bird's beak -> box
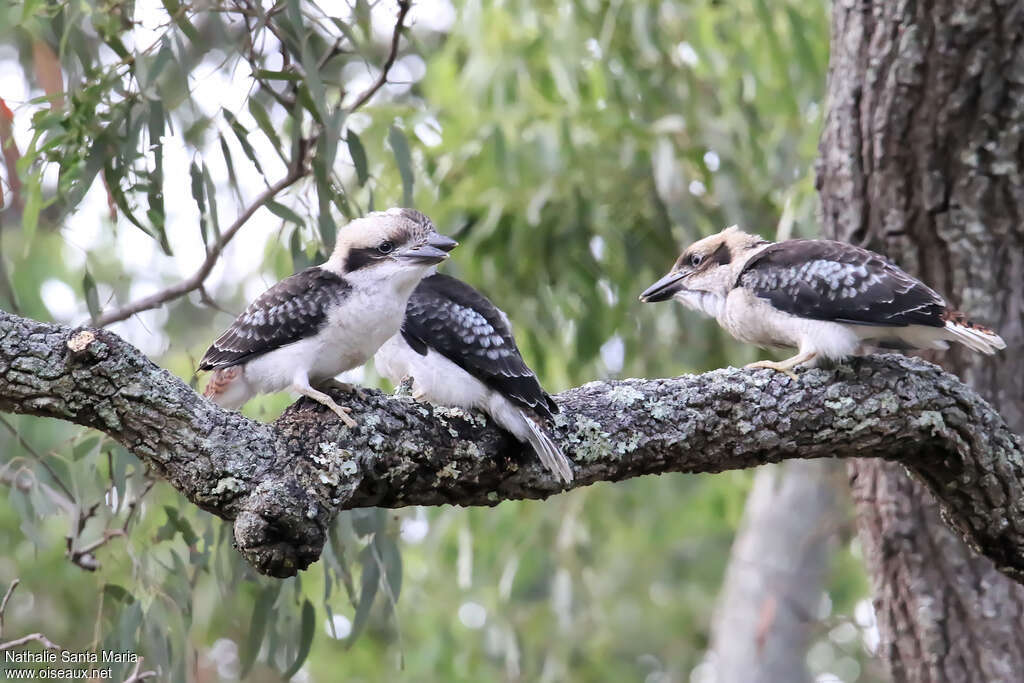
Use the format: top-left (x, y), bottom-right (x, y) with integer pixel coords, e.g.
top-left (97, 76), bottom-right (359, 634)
top-left (639, 269), bottom-right (689, 302)
top-left (398, 233), bottom-right (458, 265)
top-left (429, 233), bottom-right (459, 253)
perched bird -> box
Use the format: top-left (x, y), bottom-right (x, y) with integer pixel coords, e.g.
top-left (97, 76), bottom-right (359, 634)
top-left (374, 273), bottom-right (574, 483)
top-left (200, 208), bottom-right (457, 426)
top-left (639, 226), bottom-right (1005, 375)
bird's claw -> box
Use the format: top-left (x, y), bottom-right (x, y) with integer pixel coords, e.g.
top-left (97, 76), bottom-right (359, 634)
top-left (330, 403), bottom-right (358, 428)
top-left (744, 360), bottom-right (801, 381)
top-left (393, 375), bottom-right (415, 398)
top-left (318, 378), bottom-right (368, 400)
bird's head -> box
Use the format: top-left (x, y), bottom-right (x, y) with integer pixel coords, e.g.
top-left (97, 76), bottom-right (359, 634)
top-left (639, 226), bottom-right (767, 304)
top-left (327, 208), bottom-right (457, 286)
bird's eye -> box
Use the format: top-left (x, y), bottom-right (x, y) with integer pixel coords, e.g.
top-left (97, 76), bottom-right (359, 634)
top-left (377, 240), bottom-right (395, 255)
top-left (689, 253), bottom-right (704, 268)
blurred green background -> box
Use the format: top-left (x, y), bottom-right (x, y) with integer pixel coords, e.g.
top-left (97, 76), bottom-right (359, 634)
top-left (0, 0), bottom-right (881, 680)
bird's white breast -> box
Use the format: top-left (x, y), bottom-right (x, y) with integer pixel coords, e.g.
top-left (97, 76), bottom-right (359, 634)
top-left (242, 271), bottom-right (420, 394)
top-left (375, 335), bottom-right (493, 409)
top-left (375, 334), bottom-right (537, 444)
top-left (312, 285), bottom-right (408, 378)
top-left (721, 287), bottom-right (861, 359)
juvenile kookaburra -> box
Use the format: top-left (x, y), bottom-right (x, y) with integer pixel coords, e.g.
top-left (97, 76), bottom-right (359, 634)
top-left (199, 208), bottom-right (457, 426)
top-left (639, 226), bottom-right (1005, 375)
top-left (374, 273), bottom-right (574, 483)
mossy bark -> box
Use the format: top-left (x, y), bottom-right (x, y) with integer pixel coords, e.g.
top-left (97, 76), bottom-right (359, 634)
top-left (1, 310), bottom-right (1022, 586)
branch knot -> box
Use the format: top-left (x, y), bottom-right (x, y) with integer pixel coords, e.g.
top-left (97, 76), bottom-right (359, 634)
top-left (232, 481), bottom-right (328, 578)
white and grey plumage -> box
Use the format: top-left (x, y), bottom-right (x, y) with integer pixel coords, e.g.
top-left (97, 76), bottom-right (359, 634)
top-left (375, 273), bottom-right (574, 483)
top-left (639, 226), bottom-right (1005, 375)
top-left (200, 208), bottom-right (457, 425)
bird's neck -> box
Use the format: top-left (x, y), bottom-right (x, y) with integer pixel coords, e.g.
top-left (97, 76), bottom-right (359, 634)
top-left (336, 261), bottom-right (430, 300)
top-left (674, 289), bottom-right (727, 319)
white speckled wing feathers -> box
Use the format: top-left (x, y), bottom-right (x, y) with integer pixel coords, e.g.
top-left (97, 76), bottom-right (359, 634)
top-left (400, 273), bottom-right (559, 420)
top-left (737, 240), bottom-right (947, 328)
top-left (198, 267), bottom-right (352, 371)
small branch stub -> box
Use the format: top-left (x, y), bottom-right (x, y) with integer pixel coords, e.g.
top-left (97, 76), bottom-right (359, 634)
top-left (66, 330), bottom-right (96, 355)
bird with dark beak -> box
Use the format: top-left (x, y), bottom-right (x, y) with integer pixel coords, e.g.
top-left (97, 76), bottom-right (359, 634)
top-left (376, 273), bottom-right (574, 483)
top-left (641, 225), bottom-right (1004, 377)
top-left (200, 208), bottom-right (457, 425)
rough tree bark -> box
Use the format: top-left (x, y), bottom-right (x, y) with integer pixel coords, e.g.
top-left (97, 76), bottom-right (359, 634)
top-left (1, 309), bottom-right (1022, 586)
top-left (710, 460), bottom-right (844, 683)
top-left (818, 1), bottom-right (1024, 681)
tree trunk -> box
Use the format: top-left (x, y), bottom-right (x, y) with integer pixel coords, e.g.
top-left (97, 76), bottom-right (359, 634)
top-left (818, 1), bottom-right (1024, 681)
top-left (710, 460), bottom-right (843, 683)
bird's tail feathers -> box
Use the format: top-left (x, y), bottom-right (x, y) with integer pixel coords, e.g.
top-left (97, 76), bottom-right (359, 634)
top-left (942, 312), bottom-right (1006, 355)
top-left (203, 366), bottom-right (249, 410)
top-left (522, 413), bottom-right (574, 484)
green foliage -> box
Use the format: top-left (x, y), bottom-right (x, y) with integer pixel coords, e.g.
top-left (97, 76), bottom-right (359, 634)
top-left (0, 0), bottom-right (882, 681)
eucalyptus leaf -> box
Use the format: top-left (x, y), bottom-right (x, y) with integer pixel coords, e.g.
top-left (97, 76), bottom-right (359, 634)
top-left (82, 270), bottom-right (100, 322)
top-left (281, 599), bottom-right (315, 680)
top-left (347, 544), bottom-right (380, 648)
top-left (267, 200), bottom-right (305, 227)
top-left (373, 534), bottom-right (403, 604)
top-left (388, 125), bottom-right (414, 207)
top-left (189, 161), bottom-right (208, 246)
top-left (248, 97), bottom-right (285, 158)
top-left (347, 131), bottom-right (369, 187)
top-left (241, 584), bottom-right (279, 678)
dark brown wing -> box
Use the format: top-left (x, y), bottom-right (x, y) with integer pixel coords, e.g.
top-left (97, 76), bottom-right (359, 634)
top-left (401, 273), bottom-right (559, 419)
top-left (737, 240), bottom-right (946, 327)
top-left (198, 267), bottom-right (351, 370)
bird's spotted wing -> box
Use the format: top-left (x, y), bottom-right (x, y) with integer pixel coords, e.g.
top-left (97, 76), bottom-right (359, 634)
top-left (199, 267), bottom-right (351, 370)
top-left (401, 273), bottom-right (558, 419)
top-left (737, 240), bottom-right (946, 327)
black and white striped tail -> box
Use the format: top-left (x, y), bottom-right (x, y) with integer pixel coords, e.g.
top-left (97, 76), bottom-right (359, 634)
top-left (942, 311), bottom-right (1006, 355)
top-left (522, 413), bottom-right (574, 484)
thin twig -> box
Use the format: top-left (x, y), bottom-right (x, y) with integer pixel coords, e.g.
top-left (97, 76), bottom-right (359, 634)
top-left (0, 581), bottom-right (62, 652)
top-left (123, 478), bottom-right (156, 533)
top-left (88, 0), bottom-right (410, 327)
top-left (0, 227), bottom-right (21, 315)
top-left (73, 529), bottom-right (126, 558)
top-left (0, 579), bottom-right (19, 639)
top-left (0, 633), bottom-right (62, 651)
top-left (0, 464), bottom-right (75, 514)
top-left (123, 659), bottom-right (158, 683)
top-left (0, 415), bottom-right (76, 502)
top-left (347, 0), bottom-right (412, 113)
top-left (94, 165), bottom-right (305, 327)
top-left (239, 1), bottom-right (297, 111)
top-left (65, 477), bottom-right (154, 571)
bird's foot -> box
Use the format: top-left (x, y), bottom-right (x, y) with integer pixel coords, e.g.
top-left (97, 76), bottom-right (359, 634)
top-left (321, 400), bottom-right (357, 428)
top-left (294, 383), bottom-right (359, 428)
top-left (744, 359), bottom-right (801, 381)
top-left (318, 378), bottom-right (368, 400)
top-left (393, 375), bottom-right (415, 398)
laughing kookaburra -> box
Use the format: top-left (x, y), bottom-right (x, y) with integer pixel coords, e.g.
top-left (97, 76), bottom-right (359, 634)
top-left (639, 226), bottom-right (1005, 375)
top-left (199, 208), bottom-right (457, 426)
top-left (374, 273), bottom-right (574, 483)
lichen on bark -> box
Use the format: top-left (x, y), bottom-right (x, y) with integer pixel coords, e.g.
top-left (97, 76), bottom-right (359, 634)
top-left (1, 308), bottom-right (1022, 583)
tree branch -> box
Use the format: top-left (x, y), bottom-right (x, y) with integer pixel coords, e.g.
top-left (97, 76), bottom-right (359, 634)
top-left (0, 633), bottom-right (62, 652)
top-left (347, 0), bottom-right (412, 113)
top-left (1, 308), bottom-right (1021, 580)
top-left (95, 0), bottom-right (414, 329)
top-left (93, 165), bottom-right (305, 327)
top-left (0, 579), bottom-right (18, 639)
